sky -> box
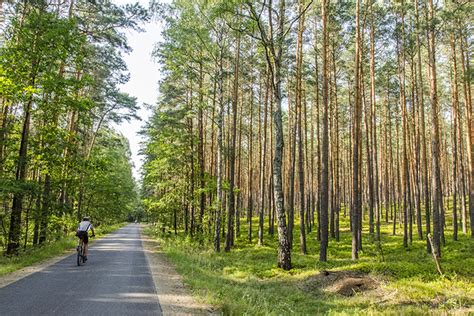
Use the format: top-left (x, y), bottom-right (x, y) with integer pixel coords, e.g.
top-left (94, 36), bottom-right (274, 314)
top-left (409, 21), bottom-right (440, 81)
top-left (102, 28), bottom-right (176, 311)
top-left (112, 0), bottom-right (165, 180)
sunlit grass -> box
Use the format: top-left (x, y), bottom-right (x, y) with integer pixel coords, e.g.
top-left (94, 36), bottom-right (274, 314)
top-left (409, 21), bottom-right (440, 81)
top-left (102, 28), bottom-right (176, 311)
top-left (145, 206), bottom-right (474, 314)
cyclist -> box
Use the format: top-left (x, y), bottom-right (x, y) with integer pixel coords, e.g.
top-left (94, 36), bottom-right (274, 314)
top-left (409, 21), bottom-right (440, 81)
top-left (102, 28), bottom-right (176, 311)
top-left (76, 216), bottom-right (95, 261)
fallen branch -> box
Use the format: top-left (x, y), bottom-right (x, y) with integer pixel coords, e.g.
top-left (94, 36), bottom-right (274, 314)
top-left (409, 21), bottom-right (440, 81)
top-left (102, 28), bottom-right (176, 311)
top-left (427, 234), bottom-right (443, 276)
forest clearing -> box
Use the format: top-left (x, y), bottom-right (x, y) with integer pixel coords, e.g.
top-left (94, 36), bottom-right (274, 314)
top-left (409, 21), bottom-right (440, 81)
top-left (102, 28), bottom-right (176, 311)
top-left (0, 0), bottom-right (473, 315)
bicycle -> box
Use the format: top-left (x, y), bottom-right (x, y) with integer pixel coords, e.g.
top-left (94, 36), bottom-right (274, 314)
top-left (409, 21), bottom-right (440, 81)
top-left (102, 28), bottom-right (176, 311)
top-left (76, 237), bottom-right (86, 266)
top-left (76, 233), bottom-right (94, 266)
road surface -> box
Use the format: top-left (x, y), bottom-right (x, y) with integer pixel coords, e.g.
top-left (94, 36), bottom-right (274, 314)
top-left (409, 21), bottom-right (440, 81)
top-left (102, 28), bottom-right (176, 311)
top-left (0, 224), bottom-right (162, 315)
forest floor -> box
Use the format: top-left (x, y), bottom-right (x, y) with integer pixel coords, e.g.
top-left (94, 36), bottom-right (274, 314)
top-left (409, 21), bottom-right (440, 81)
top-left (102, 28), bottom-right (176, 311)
top-left (145, 213), bottom-right (474, 315)
top-left (0, 222), bottom-right (127, 278)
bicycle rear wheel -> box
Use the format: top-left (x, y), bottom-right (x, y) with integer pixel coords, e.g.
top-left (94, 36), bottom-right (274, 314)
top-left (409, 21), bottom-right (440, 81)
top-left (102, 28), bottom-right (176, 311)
top-left (77, 240), bottom-right (84, 266)
top-left (77, 247), bottom-right (81, 266)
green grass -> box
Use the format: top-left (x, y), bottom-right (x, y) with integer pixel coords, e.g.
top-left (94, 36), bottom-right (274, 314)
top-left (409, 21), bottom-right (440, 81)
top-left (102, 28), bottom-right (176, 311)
top-left (0, 238), bottom-right (77, 277)
top-left (145, 212), bottom-right (474, 315)
top-left (0, 222), bottom-right (128, 277)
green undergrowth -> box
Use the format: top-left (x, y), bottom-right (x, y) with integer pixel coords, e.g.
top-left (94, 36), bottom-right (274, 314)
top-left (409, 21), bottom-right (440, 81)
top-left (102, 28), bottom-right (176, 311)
top-left (0, 222), bottom-right (128, 277)
top-left (145, 215), bottom-right (474, 315)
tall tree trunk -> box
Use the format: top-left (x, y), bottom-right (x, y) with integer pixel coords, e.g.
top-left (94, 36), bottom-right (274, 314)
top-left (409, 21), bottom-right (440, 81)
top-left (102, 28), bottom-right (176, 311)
top-left (7, 71), bottom-right (36, 255)
top-left (288, 78), bottom-right (296, 249)
top-left (384, 75), bottom-right (390, 225)
top-left (269, 85), bottom-right (276, 236)
top-left (225, 32), bottom-right (241, 252)
top-left (38, 174), bottom-right (51, 244)
top-left (320, 0), bottom-right (330, 262)
top-left (214, 39), bottom-right (225, 252)
top-left (364, 71), bottom-right (375, 236)
top-left (459, 29), bottom-right (474, 238)
top-left (259, 71), bottom-right (269, 246)
top-left (370, 5), bottom-right (380, 241)
top-left (427, 0), bottom-right (442, 257)
top-left (415, 0), bottom-right (431, 251)
top-left (313, 18), bottom-right (322, 241)
top-left (236, 83), bottom-right (243, 238)
top-left (0, 100), bottom-right (10, 176)
top-left (32, 177), bottom-right (41, 246)
top-left (332, 40), bottom-right (340, 242)
top-left (351, 0), bottom-right (362, 261)
top-left (456, 32), bottom-right (467, 235)
top-left (450, 33), bottom-right (460, 241)
top-left (198, 60), bottom-right (206, 234)
top-left (257, 0), bottom-right (293, 270)
top-left (412, 53), bottom-right (423, 241)
top-left (247, 77), bottom-right (256, 242)
top-left (397, 6), bottom-right (411, 248)
top-left (188, 85), bottom-right (196, 238)
top-left (296, 0), bottom-right (307, 254)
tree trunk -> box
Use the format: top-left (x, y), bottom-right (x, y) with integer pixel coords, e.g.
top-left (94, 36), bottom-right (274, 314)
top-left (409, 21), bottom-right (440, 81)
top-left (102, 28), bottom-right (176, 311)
top-left (370, 6), bottom-right (380, 241)
top-left (225, 32), bottom-right (240, 252)
top-left (247, 77), bottom-right (255, 242)
top-left (319, 0), bottom-right (330, 262)
top-left (351, 0), bottom-right (362, 261)
top-left (288, 78), bottom-right (296, 249)
top-left (331, 40), bottom-right (340, 242)
top-left (459, 30), bottom-right (474, 238)
top-left (450, 33), bottom-right (460, 241)
top-left (296, 0), bottom-right (307, 254)
top-left (7, 82), bottom-right (35, 255)
top-left (214, 40), bottom-right (225, 252)
top-left (261, 0), bottom-right (293, 270)
top-left (198, 60), bottom-right (206, 234)
top-left (236, 82), bottom-right (243, 238)
top-left (415, 0), bottom-right (431, 251)
top-left (259, 71), bottom-right (269, 246)
top-left (38, 174), bottom-right (51, 244)
top-left (427, 0), bottom-right (442, 257)
top-left (397, 7), bottom-right (410, 248)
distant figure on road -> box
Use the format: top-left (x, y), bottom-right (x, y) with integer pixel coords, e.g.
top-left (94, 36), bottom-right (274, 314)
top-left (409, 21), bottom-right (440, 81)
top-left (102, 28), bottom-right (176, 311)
top-left (76, 216), bottom-right (95, 261)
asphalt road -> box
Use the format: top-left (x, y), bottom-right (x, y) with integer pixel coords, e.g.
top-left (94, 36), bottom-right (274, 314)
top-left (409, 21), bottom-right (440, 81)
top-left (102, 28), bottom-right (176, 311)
top-left (0, 224), bottom-right (162, 315)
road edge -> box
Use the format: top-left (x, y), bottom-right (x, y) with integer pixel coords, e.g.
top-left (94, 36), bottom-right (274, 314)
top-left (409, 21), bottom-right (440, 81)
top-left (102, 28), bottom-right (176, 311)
top-left (0, 248), bottom-right (75, 289)
top-left (140, 224), bottom-right (218, 315)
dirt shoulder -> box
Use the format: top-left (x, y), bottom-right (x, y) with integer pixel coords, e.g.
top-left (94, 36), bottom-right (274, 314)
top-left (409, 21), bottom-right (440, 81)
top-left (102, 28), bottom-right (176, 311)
top-left (140, 226), bottom-right (216, 315)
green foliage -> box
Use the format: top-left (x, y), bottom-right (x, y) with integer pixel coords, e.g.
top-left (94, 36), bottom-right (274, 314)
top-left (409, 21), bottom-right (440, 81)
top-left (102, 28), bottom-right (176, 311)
top-left (0, 0), bottom-right (147, 253)
top-left (83, 130), bottom-right (138, 225)
top-left (142, 107), bottom-right (191, 225)
top-left (143, 0), bottom-right (245, 229)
